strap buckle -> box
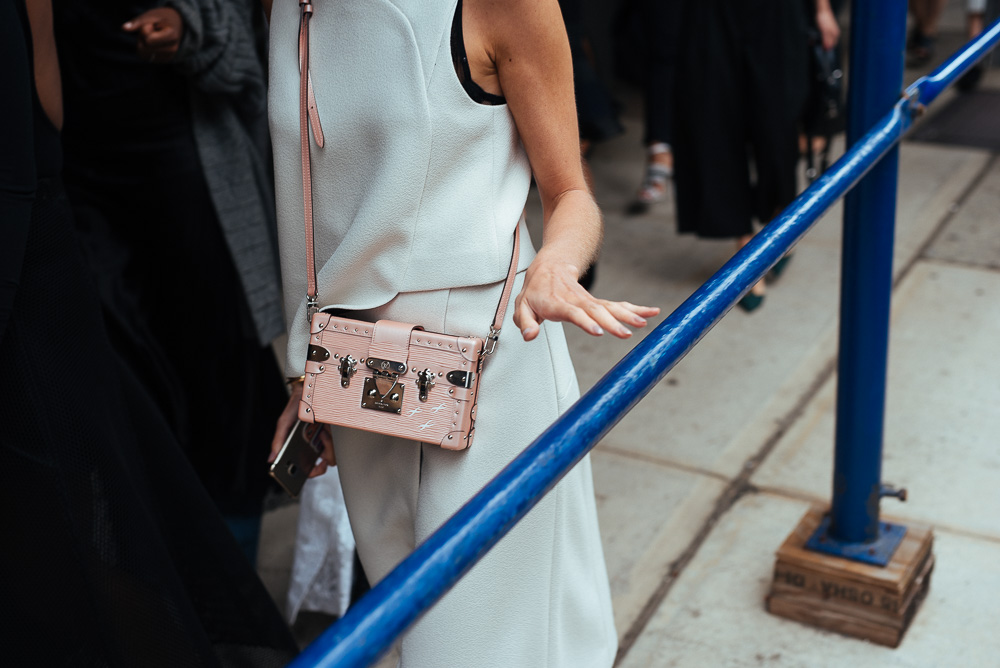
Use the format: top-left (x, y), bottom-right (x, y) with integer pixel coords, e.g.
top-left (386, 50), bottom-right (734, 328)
top-left (306, 294), bottom-right (319, 324)
top-left (300, 1), bottom-right (313, 15)
top-left (483, 326), bottom-right (501, 356)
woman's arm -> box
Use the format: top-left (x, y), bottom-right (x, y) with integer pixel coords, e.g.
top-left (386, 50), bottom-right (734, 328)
top-left (465, 0), bottom-right (658, 341)
top-left (0, 0), bottom-right (38, 345)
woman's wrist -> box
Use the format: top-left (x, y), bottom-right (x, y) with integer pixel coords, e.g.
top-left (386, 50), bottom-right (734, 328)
top-left (528, 250), bottom-right (584, 282)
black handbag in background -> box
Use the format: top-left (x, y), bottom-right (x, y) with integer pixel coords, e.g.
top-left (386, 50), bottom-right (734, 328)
top-left (802, 28), bottom-right (845, 181)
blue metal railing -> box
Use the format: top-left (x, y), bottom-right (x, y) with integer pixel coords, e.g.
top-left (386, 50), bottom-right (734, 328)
top-left (291, 16), bottom-right (1000, 668)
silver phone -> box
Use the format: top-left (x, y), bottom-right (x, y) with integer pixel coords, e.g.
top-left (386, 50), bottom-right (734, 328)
top-left (269, 421), bottom-right (325, 498)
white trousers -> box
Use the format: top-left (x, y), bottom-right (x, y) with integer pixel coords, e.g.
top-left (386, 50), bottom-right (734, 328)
top-left (324, 271), bottom-right (617, 668)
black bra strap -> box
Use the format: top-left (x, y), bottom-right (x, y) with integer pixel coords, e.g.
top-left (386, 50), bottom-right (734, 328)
top-left (450, 0), bottom-right (506, 106)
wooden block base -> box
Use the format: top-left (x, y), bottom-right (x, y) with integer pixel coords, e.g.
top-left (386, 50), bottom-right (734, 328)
top-left (766, 507), bottom-right (934, 648)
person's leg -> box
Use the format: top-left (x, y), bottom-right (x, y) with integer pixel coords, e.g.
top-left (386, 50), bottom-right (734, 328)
top-left (958, 0), bottom-right (988, 89)
top-left (738, 0), bottom-right (805, 311)
top-left (908, 0), bottom-right (948, 66)
top-left (967, 0), bottom-right (987, 36)
top-left (673, 0), bottom-right (755, 240)
top-left (635, 0), bottom-right (682, 205)
top-left (921, 0), bottom-right (950, 36)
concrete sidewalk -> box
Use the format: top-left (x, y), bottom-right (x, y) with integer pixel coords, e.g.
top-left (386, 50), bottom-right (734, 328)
top-left (257, 14), bottom-right (1000, 667)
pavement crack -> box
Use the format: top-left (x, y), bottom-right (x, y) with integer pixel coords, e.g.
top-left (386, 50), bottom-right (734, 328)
top-left (597, 444), bottom-right (729, 483)
top-left (905, 152), bottom-right (999, 283)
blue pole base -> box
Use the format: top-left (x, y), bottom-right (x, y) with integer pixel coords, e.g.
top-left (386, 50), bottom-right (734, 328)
top-left (804, 515), bottom-right (907, 567)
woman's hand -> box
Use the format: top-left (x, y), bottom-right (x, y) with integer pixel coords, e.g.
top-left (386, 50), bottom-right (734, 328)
top-left (815, 0), bottom-right (841, 51)
top-left (123, 8), bottom-right (184, 63)
top-left (269, 381), bottom-right (336, 478)
top-left (515, 253), bottom-right (659, 340)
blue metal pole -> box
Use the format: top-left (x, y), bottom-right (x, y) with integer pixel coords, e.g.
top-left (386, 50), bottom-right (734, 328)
top-left (829, 0), bottom-right (908, 544)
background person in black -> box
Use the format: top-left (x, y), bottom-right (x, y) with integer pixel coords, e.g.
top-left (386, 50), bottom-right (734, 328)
top-left (670, 0), bottom-right (839, 312)
top-left (0, 0), bottom-right (297, 664)
top-left (52, 0), bottom-right (288, 561)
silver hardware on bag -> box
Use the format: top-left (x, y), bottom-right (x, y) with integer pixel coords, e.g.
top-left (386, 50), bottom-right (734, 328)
top-left (446, 370), bottom-right (475, 388)
top-left (484, 326), bottom-right (501, 356)
top-left (338, 355), bottom-right (357, 387)
top-left (306, 295), bottom-right (319, 324)
top-left (366, 358), bottom-right (407, 375)
top-left (417, 369), bottom-right (436, 402)
top-left (361, 376), bottom-right (404, 414)
top-left (308, 344), bottom-right (330, 362)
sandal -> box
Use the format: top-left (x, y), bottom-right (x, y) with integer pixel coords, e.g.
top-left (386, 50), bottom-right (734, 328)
top-left (636, 142), bottom-right (673, 204)
top-left (636, 163), bottom-right (672, 204)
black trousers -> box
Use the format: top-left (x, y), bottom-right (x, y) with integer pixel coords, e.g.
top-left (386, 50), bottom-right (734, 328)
top-left (673, 0), bottom-right (809, 238)
top-left (639, 0), bottom-right (684, 146)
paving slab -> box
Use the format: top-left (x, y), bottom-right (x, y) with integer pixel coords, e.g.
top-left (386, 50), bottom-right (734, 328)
top-left (752, 260), bottom-right (1000, 540)
top-left (891, 145), bottom-right (991, 265)
top-left (925, 155), bottom-right (1000, 270)
top-left (591, 450), bottom-right (727, 637)
top-left (618, 493), bottom-right (1000, 668)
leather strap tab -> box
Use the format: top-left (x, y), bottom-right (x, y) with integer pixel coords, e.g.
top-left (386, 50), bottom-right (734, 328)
top-left (369, 320), bottom-right (420, 364)
top-left (307, 73), bottom-right (325, 148)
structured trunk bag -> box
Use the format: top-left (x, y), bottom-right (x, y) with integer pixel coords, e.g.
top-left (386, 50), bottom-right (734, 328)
top-left (294, 1), bottom-right (518, 450)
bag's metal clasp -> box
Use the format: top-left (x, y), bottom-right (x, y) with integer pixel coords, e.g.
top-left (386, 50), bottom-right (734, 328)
top-left (306, 294), bottom-right (319, 324)
top-left (361, 375), bottom-right (404, 414)
top-left (483, 326), bottom-right (500, 356)
top-left (416, 369), bottom-right (436, 402)
top-left (338, 355), bottom-right (357, 388)
top-left (359, 358), bottom-right (406, 413)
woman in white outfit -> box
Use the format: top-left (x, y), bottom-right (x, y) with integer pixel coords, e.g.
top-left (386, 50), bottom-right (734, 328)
top-left (265, 0), bottom-right (658, 665)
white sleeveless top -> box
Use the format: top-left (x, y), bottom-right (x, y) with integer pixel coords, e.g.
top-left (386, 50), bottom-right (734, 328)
top-left (268, 0), bottom-right (534, 375)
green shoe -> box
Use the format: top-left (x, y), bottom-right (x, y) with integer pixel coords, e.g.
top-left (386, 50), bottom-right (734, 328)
top-left (767, 254), bottom-right (794, 282)
top-left (738, 292), bottom-right (765, 313)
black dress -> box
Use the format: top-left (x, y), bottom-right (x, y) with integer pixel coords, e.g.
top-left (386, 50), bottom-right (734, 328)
top-left (672, 0), bottom-right (809, 238)
top-left (52, 0), bottom-right (288, 550)
top-left (0, 2), bottom-right (297, 664)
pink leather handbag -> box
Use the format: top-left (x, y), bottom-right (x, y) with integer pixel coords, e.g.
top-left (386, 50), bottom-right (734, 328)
top-left (294, 1), bottom-right (518, 450)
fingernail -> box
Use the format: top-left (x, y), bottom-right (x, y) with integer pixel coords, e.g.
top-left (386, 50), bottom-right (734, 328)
top-left (592, 325), bottom-right (603, 335)
top-left (622, 328), bottom-right (633, 337)
top-left (123, 22), bottom-right (132, 28)
top-left (267, 454), bottom-right (275, 463)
